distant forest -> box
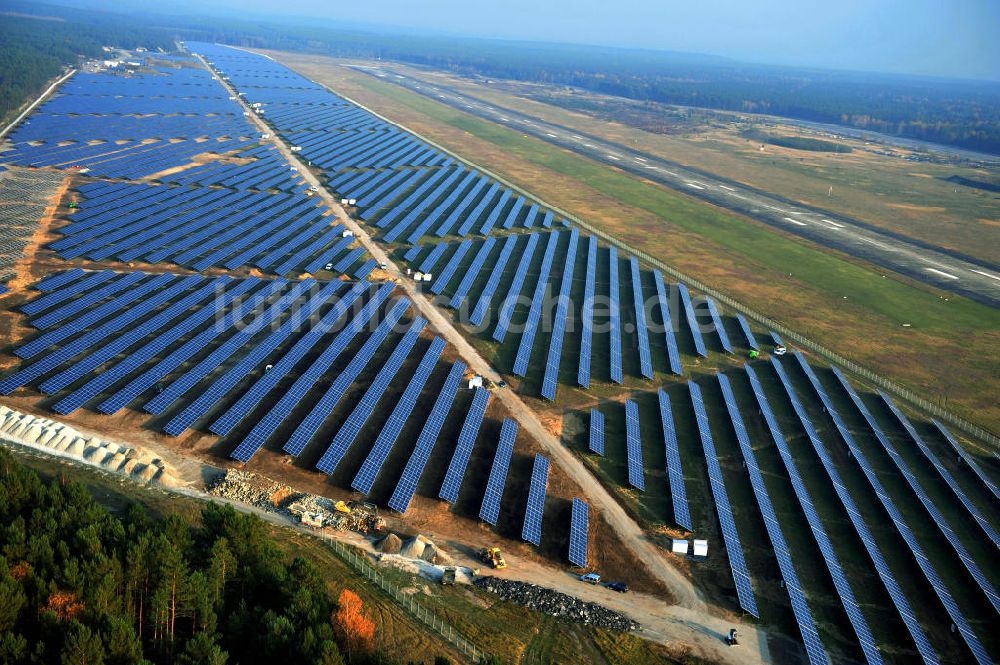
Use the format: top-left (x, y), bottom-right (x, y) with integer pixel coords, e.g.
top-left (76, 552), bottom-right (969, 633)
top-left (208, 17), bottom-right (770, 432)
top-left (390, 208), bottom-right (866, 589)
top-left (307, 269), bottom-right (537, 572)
top-left (2, 0), bottom-right (1000, 155)
top-left (0, 14), bottom-right (173, 121)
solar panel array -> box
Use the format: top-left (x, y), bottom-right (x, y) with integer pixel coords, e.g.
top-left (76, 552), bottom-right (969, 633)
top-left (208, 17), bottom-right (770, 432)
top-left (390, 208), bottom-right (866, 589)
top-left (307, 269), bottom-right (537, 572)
top-left (688, 380), bottom-right (759, 617)
top-left (716, 374), bottom-right (827, 665)
top-left (624, 399), bottom-right (645, 490)
top-left (568, 498), bottom-right (589, 568)
top-left (790, 356), bottom-right (990, 664)
top-left (629, 257), bottom-right (654, 378)
top-left (736, 314), bottom-right (759, 351)
top-left (541, 229), bottom-right (579, 399)
top-left (387, 361), bottom-right (466, 513)
top-left (522, 454), bottom-right (549, 546)
top-left (704, 298), bottom-right (733, 353)
top-left (512, 231), bottom-right (561, 377)
top-left (608, 247), bottom-right (623, 384)
top-left (439, 386), bottom-right (491, 503)
top-left (653, 271), bottom-right (683, 375)
top-left (933, 419), bottom-right (1000, 502)
top-left (768, 359), bottom-right (938, 664)
top-left (744, 364), bottom-right (886, 664)
top-left (878, 391), bottom-right (1000, 549)
top-left (656, 389), bottom-right (691, 530)
top-left (824, 363), bottom-right (1000, 614)
top-left (588, 408), bottom-right (605, 456)
top-left (578, 236), bottom-right (598, 387)
top-left (492, 233), bottom-right (539, 343)
top-left (479, 418), bottom-right (518, 525)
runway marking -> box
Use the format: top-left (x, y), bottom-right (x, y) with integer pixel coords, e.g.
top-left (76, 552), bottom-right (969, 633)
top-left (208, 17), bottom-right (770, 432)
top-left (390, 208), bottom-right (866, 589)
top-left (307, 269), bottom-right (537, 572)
top-left (926, 268), bottom-right (959, 280)
top-left (546, 133), bottom-right (557, 138)
top-left (584, 143), bottom-right (595, 148)
top-left (500, 117), bottom-right (509, 122)
top-left (971, 269), bottom-right (1000, 282)
top-left (686, 182), bottom-right (705, 190)
top-left (718, 185), bottom-right (735, 192)
top-left (783, 217), bottom-right (807, 226)
top-left (664, 171), bottom-right (679, 176)
top-left (645, 165), bottom-right (661, 171)
top-left (607, 154), bottom-right (621, 161)
top-left (635, 157), bottom-right (647, 163)
top-left (821, 219), bottom-right (845, 229)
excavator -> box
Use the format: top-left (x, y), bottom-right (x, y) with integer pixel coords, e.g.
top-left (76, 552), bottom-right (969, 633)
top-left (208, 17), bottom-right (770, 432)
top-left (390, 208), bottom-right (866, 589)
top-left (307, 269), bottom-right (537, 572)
top-left (479, 546), bottom-right (507, 569)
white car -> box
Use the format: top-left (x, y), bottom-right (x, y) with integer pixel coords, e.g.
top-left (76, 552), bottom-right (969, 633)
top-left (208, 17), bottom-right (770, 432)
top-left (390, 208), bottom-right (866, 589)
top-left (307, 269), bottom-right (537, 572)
top-left (579, 573), bottom-right (601, 584)
top-left (774, 345), bottom-right (787, 356)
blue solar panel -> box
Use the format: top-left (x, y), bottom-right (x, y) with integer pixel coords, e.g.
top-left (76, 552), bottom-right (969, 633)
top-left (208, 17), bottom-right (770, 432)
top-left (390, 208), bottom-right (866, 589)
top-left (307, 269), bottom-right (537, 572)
top-left (430, 239), bottom-right (473, 295)
top-left (823, 363), bottom-right (1000, 614)
top-left (703, 298), bottom-right (733, 353)
top-left (492, 233), bottom-right (539, 343)
top-left (448, 237), bottom-right (495, 309)
top-left (652, 272), bottom-right (683, 370)
top-left (281, 293), bottom-right (408, 458)
top-left (577, 236), bottom-right (597, 387)
top-left (624, 399), bottom-right (645, 490)
top-left (541, 229), bottom-right (579, 398)
top-left (608, 247), bottom-right (623, 383)
top-left (387, 360), bottom-right (466, 513)
top-left (736, 314), bottom-right (759, 351)
top-left (469, 234), bottom-right (518, 327)
top-left (479, 418), bottom-right (517, 525)
top-left (771, 331), bottom-right (784, 347)
top-left (744, 364), bottom-right (886, 665)
top-left (20, 270), bottom-right (116, 316)
top-left (934, 419), bottom-right (1000, 503)
top-left (879, 392), bottom-right (1000, 550)
top-left (629, 257), bottom-right (654, 378)
top-left (588, 408), bottom-right (604, 455)
top-left (717, 373), bottom-right (827, 665)
top-left (352, 337), bottom-right (446, 494)
top-left (439, 386), bottom-right (491, 503)
top-left (34, 268), bottom-right (85, 292)
top-left (688, 380), bottom-right (758, 617)
top-left (513, 231), bottom-right (560, 377)
top-left (789, 356), bottom-right (989, 663)
top-left (314, 316), bottom-right (425, 473)
top-left (677, 284), bottom-right (707, 357)
top-left (657, 389), bottom-right (691, 531)
top-left (568, 498), bottom-right (589, 568)
top-left (522, 454), bottom-right (549, 546)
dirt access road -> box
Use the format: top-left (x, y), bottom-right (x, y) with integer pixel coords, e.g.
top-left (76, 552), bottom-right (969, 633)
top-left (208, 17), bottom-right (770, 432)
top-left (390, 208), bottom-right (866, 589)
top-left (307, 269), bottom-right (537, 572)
top-left (198, 51), bottom-right (773, 664)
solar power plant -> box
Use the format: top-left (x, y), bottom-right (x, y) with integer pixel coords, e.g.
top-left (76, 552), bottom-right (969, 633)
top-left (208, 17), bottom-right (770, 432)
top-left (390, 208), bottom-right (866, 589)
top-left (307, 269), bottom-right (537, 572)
top-left (788, 356), bottom-right (990, 664)
top-left (736, 314), bottom-right (759, 350)
top-left (768, 359), bottom-right (940, 663)
top-left (688, 380), bottom-right (759, 617)
top-left (439, 386), bottom-right (491, 503)
top-left (716, 374), bottom-right (828, 665)
top-left (624, 399), bottom-right (645, 490)
top-left (540, 229), bottom-right (579, 399)
top-left (352, 337), bottom-right (446, 494)
top-left (449, 237), bottom-right (496, 309)
top-left (877, 390), bottom-right (1000, 549)
top-left (656, 389), bottom-right (691, 531)
top-left (577, 235), bottom-right (598, 387)
top-left (823, 362), bottom-right (1000, 613)
top-left (588, 408), bottom-right (605, 456)
top-left (430, 238), bottom-right (473, 295)
top-left (492, 233), bottom-right (539, 343)
top-left (479, 418), bottom-right (518, 525)
top-left (703, 298), bottom-right (733, 353)
top-left (513, 231), bottom-right (561, 377)
top-left (629, 257), bottom-right (654, 378)
top-left (608, 247), bottom-right (623, 384)
top-left (568, 498), bottom-right (589, 568)
top-left (283, 296), bottom-right (411, 459)
top-left (677, 284), bottom-right (707, 357)
top-left (522, 454), bottom-right (549, 546)
top-left (652, 271), bottom-right (683, 375)
top-left (469, 234), bottom-right (518, 326)
top-left (744, 364), bottom-right (890, 664)
top-left (315, 316), bottom-right (426, 474)
top-left (387, 360), bottom-right (467, 514)
top-left (933, 419), bottom-right (1000, 502)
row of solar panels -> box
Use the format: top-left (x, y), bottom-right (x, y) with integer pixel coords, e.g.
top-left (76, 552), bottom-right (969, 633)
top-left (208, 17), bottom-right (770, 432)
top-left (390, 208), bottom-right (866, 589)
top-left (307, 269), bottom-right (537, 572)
top-left (3, 270), bottom-right (591, 566)
top-left (582, 356), bottom-right (996, 664)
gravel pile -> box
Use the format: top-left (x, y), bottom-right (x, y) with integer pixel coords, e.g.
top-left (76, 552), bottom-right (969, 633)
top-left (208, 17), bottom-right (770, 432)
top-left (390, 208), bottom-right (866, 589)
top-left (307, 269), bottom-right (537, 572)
top-left (473, 578), bottom-right (639, 632)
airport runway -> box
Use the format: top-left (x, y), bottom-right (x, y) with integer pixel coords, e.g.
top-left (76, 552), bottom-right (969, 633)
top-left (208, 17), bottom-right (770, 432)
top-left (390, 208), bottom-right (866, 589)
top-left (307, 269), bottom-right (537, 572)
top-left (352, 65), bottom-right (1000, 309)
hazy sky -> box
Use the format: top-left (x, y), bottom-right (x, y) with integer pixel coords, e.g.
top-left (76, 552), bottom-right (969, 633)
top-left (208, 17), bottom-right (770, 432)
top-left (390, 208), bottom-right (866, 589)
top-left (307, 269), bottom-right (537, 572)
top-left (205, 0), bottom-right (1000, 80)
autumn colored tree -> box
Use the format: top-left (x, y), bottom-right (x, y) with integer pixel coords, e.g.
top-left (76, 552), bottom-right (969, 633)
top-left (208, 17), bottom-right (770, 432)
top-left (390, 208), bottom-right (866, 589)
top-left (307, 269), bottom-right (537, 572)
top-left (332, 589), bottom-right (375, 653)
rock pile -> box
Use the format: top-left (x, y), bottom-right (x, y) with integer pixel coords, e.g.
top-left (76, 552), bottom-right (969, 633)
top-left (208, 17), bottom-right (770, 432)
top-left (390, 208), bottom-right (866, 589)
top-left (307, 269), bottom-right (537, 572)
top-left (473, 578), bottom-right (639, 632)
top-left (0, 405), bottom-right (179, 486)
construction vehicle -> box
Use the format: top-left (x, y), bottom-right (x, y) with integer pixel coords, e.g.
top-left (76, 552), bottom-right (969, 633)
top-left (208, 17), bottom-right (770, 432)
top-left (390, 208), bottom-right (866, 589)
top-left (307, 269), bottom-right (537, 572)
top-left (441, 567), bottom-right (456, 585)
top-left (334, 500), bottom-right (351, 514)
top-left (479, 547), bottom-right (507, 569)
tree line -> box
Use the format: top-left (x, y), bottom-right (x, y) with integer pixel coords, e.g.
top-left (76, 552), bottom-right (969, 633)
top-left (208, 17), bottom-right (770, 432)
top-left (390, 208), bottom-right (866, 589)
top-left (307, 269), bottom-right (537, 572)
top-left (0, 449), bottom-right (461, 665)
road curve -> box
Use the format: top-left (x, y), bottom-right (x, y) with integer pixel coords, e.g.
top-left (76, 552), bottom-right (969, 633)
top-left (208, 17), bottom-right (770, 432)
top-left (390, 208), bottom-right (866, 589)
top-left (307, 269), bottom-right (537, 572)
top-left (354, 65), bottom-right (1000, 309)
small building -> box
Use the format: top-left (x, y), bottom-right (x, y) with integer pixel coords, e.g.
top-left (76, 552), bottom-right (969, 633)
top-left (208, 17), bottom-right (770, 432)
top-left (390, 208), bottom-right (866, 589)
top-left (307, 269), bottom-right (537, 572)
top-left (671, 539), bottom-right (689, 555)
top-left (692, 539), bottom-right (709, 558)
top-left (468, 376), bottom-right (484, 389)
top-left (341, 230), bottom-right (353, 238)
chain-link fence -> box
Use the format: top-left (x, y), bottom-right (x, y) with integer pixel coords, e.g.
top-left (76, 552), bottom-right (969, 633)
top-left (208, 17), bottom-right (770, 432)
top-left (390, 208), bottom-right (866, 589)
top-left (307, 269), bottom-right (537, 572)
top-left (326, 538), bottom-right (485, 663)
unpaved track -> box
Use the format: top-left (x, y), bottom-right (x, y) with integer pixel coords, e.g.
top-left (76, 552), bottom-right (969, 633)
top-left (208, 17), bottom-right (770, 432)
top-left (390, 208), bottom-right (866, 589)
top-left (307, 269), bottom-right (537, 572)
top-left (198, 51), bottom-right (772, 664)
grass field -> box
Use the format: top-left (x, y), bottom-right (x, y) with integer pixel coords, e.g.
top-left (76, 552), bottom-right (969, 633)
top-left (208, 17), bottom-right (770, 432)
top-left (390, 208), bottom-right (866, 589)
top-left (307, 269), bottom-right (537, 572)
top-left (271, 52), bottom-right (1000, 436)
